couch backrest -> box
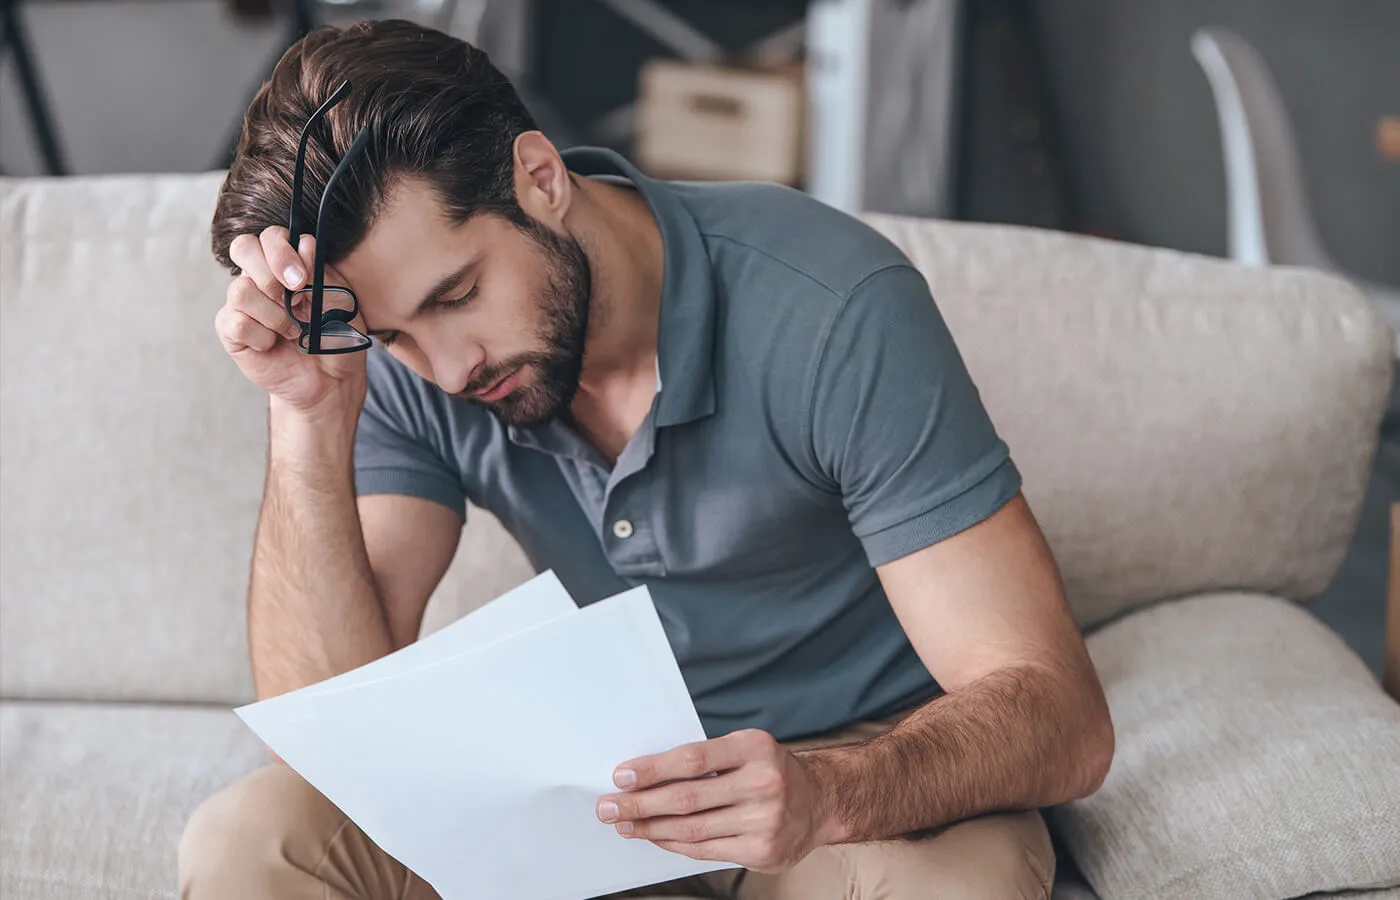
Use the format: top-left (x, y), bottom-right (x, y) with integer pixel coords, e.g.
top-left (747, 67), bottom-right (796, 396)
top-left (860, 214), bottom-right (1390, 626)
top-left (2, 173), bottom-right (267, 705)
top-left (0, 176), bottom-right (1389, 706)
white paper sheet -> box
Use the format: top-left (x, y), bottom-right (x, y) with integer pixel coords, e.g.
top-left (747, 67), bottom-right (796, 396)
top-left (246, 571), bottom-right (578, 726)
top-left (236, 577), bottom-right (733, 900)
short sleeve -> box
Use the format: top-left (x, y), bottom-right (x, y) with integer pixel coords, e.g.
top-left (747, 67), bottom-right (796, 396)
top-left (354, 348), bottom-right (468, 519)
top-left (808, 265), bottom-right (1020, 566)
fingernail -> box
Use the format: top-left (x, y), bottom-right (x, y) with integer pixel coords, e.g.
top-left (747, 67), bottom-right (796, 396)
top-left (284, 265), bottom-right (304, 287)
top-left (616, 821), bottom-right (634, 836)
top-left (614, 769), bottom-right (637, 789)
top-left (598, 801), bottom-right (619, 823)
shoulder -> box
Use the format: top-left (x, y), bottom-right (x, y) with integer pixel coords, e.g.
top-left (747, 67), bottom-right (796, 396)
top-left (668, 180), bottom-right (915, 300)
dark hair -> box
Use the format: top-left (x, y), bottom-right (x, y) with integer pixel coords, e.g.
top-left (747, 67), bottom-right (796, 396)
top-left (210, 19), bottom-right (537, 273)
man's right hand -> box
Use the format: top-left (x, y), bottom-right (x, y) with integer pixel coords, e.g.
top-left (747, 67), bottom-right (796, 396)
top-left (216, 226), bottom-right (368, 417)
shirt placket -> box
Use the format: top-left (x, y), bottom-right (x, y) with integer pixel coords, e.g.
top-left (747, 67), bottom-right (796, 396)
top-left (599, 411), bottom-right (664, 578)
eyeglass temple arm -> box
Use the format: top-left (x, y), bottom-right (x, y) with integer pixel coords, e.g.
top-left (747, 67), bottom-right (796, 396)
top-left (308, 125), bottom-right (372, 353)
top-left (286, 79), bottom-right (353, 243)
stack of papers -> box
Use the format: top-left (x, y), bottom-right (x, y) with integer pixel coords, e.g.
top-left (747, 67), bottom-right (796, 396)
top-left (236, 572), bottom-right (734, 900)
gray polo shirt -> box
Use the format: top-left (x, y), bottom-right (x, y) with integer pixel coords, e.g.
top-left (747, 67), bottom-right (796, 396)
top-left (354, 147), bottom-right (1020, 741)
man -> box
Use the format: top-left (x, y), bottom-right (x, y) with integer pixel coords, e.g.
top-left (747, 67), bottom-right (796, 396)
top-left (180, 18), bottom-right (1113, 900)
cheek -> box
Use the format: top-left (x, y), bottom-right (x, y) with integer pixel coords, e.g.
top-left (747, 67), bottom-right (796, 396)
top-left (472, 287), bottom-right (546, 346)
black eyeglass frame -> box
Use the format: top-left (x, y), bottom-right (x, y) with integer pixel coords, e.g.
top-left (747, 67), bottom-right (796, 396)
top-left (284, 80), bottom-right (373, 355)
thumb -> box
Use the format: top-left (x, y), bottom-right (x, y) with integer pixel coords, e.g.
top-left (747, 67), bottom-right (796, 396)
top-left (297, 234), bottom-right (317, 281)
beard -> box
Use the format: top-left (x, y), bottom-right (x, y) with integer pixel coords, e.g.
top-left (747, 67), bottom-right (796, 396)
top-left (460, 219), bottom-right (591, 428)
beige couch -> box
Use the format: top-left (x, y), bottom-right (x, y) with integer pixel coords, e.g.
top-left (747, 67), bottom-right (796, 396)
top-left (2, 171), bottom-right (1398, 900)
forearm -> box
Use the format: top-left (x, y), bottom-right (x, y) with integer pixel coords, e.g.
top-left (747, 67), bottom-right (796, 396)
top-left (803, 663), bottom-right (1112, 844)
top-left (248, 396), bottom-right (392, 700)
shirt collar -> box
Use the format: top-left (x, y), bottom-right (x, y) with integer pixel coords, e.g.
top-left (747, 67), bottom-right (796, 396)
top-left (561, 147), bottom-right (717, 429)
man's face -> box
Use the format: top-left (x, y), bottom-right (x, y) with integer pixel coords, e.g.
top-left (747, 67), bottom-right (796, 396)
top-left (335, 178), bottom-right (590, 428)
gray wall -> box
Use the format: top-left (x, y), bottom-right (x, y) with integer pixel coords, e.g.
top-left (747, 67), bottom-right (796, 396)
top-left (1034, 0), bottom-right (1400, 284)
top-left (0, 1), bottom-right (283, 176)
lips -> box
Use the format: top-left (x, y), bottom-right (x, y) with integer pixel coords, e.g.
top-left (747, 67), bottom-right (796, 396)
top-left (472, 367), bottom-right (521, 403)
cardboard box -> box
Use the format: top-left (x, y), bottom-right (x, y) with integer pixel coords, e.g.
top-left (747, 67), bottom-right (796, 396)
top-left (636, 59), bottom-right (804, 185)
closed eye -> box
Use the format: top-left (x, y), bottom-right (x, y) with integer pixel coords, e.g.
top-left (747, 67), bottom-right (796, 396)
top-left (375, 284), bottom-right (478, 347)
top-left (437, 284), bottom-right (479, 311)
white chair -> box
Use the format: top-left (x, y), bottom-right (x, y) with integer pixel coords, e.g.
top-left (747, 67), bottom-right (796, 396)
top-left (1191, 27), bottom-right (1400, 359)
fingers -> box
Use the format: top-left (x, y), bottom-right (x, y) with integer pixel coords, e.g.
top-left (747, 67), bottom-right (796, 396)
top-left (227, 275), bottom-right (302, 341)
top-left (260, 226), bottom-right (312, 292)
top-left (649, 837), bottom-right (743, 866)
top-left (215, 300), bottom-right (280, 354)
top-left (217, 277), bottom-right (302, 355)
top-left (615, 739), bottom-right (731, 792)
top-left (616, 729), bottom-right (772, 791)
top-left (600, 773), bottom-right (740, 825)
top-left (615, 806), bottom-right (755, 843)
top-left (229, 228), bottom-right (315, 298)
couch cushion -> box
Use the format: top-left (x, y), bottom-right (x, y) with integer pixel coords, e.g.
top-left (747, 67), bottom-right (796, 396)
top-left (865, 215), bottom-right (1392, 627)
top-left (0, 173), bottom-right (265, 705)
top-left (1051, 592), bottom-right (1400, 899)
top-left (0, 700), bottom-right (266, 898)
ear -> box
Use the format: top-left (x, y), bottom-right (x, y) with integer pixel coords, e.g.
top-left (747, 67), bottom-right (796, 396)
top-left (513, 132), bottom-right (572, 227)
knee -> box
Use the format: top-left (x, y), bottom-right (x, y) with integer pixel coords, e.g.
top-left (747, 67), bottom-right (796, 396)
top-left (178, 764), bottom-right (339, 895)
top-left (924, 811), bottom-right (1055, 899)
top-left (851, 811), bottom-right (1055, 900)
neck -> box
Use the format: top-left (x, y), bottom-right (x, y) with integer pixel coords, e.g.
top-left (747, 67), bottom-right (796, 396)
top-left (564, 175), bottom-right (664, 396)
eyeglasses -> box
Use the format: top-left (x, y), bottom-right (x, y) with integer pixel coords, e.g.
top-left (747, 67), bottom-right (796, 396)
top-left (284, 80), bottom-right (373, 355)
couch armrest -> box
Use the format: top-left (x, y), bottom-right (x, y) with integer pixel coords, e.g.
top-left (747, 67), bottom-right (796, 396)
top-left (1387, 502), bottom-right (1399, 701)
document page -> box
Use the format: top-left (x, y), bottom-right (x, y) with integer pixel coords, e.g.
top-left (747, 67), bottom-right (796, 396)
top-left (236, 578), bottom-right (733, 900)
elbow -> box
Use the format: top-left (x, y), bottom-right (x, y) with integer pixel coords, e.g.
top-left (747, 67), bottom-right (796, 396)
top-left (1072, 693), bottom-right (1115, 799)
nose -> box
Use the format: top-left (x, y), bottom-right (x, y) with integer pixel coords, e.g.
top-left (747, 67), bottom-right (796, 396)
top-left (431, 346), bottom-right (484, 396)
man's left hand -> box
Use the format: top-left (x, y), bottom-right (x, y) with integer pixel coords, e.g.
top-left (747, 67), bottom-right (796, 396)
top-left (596, 728), bottom-right (842, 873)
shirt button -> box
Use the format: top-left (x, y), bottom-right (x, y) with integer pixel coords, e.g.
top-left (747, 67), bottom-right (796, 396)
top-left (612, 519), bottom-right (634, 539)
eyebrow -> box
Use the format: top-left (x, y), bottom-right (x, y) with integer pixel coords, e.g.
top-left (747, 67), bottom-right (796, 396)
top-left (413, 259), bottom-right (479, 318)
top-left (366, 258), bottom-right (478, 337)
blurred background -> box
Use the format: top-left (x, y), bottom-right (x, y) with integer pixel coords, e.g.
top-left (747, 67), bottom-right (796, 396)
top-left (1, 0), bottom-right (1396, 671)
top-left (3, 0), bottom-right (1397, 280)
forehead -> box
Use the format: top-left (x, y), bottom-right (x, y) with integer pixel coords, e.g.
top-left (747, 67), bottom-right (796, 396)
top-left (334, 178), bottom-right (504, 316)
top-left (347, 178), bottom-right (463, 270)
top-left (336, 178), bottom-right (526, 283)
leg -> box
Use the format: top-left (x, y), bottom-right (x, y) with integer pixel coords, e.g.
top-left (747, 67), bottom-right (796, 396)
top-left (179, 764), bottom-right (440, 900)
top-left (738, 809), bottom-right (1055, 900)
top-left (602, 870), bottom-right (740, 898)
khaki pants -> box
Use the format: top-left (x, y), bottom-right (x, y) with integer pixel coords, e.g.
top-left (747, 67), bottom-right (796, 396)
top-left (179, 715), bottom-right (1054, 900)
